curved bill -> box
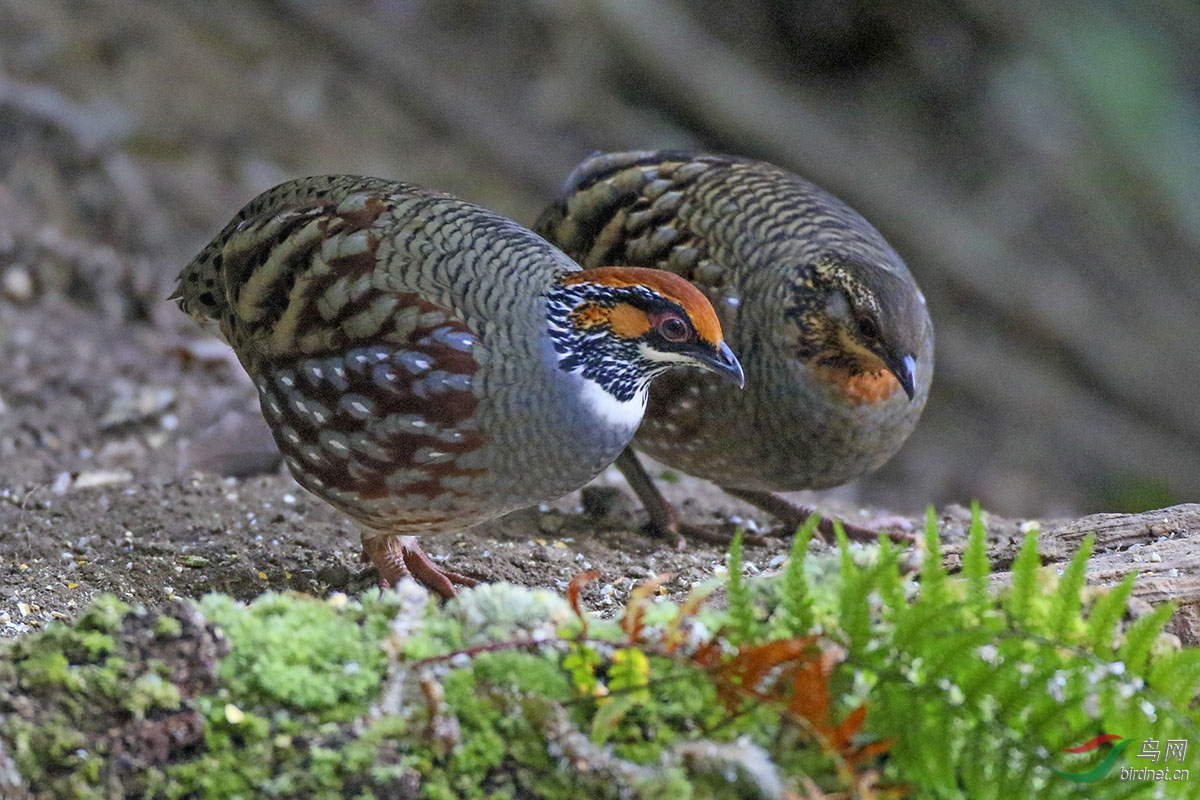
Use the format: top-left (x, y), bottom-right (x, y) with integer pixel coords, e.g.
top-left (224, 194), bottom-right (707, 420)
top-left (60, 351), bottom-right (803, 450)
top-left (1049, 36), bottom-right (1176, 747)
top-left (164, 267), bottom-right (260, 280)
top-left (695, 340), bottom-right (745, 388)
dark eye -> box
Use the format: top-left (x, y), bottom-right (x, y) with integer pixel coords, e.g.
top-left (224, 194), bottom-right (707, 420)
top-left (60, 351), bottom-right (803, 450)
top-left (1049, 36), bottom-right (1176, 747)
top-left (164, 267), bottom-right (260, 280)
top-left (658, 316), bottom-right (690, 342)
top-left (856, 314), bottom-right (880, 342)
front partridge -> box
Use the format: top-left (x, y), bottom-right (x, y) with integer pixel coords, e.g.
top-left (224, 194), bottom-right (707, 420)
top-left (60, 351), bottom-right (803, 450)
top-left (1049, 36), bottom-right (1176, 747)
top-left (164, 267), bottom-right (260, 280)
top-left (174, 175), bottom-right (743, 596)
top-left (535, 152), bottom-right (933, 541)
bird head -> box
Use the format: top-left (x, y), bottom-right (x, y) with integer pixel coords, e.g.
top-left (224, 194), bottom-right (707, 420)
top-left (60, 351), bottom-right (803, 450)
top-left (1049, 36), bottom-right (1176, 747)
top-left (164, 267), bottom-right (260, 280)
top-left (546, 266), bottom-right (744, 410)
top-left (786, 256), bottom-right (928, 404)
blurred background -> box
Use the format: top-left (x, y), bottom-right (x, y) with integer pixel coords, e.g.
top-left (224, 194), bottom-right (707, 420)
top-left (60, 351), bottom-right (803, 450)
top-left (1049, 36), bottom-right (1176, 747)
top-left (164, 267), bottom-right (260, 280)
top-left (1, 0), bottom-right (1197, 518)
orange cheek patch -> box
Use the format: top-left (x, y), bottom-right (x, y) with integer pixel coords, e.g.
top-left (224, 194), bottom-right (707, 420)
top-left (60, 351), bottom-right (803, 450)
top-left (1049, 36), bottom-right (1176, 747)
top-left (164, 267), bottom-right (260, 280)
top-left (569, 302), bottom-right (612, 330)
top-left (607, 303), bottom-right (652, 338)
top-left (813, 365), bottom-right (903, 406)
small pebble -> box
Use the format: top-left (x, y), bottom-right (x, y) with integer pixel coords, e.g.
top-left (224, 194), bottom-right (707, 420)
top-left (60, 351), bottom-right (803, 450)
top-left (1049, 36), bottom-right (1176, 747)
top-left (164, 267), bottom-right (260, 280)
top-left (74, 469), bottom-right (133, 489)
top-left (1, 265), bottom-right (34, 302)
top-left (52, 472), bottom-right (72, 495)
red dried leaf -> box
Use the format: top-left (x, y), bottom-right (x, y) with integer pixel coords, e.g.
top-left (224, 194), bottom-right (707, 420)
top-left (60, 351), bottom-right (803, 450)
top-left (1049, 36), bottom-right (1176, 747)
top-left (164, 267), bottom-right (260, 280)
top-left (700, 634), bottom-right (893, 775)
top-left (691, 637), bottom-right (724, 668)
top-left (719, 637), bottom-right (818, 695)
top-left (784, 656), bottom-right (832, 732)
top-left (566, 570), bottom-right (601, 635)
top-left (620, 572), bottom-right (675, 642)
top-left (834, 704), bottom-right (867, 747)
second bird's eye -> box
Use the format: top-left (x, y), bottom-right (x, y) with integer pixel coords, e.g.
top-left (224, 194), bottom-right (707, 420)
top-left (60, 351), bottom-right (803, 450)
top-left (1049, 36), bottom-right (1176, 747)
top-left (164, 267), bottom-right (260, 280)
top-left (658, 316), bottom-right (690, 342)
top-left (856, 314), bottom-right (880, 342)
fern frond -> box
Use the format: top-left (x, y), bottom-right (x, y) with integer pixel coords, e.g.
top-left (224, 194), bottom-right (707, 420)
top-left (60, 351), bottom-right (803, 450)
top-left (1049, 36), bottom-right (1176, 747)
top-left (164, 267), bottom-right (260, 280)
top-left (1005, 532), bottom-right (1041, 623)
top-left (726, 528), bottom-right (759, 644)
top-left (836, 523), bottom-right (871, 654)
top-left (963, 501), bottom-right (989, 610)
top-left (918, 507), bottom-right (948, 605)
top-left (1148, 647), bottom-right (1200, 711)
top-left (1117, 602), bottom-right (1176, 675)
top-left (1050, 533), bottom-right (1093, 640)
top-left (779, 515), bottom-right (819, 637)
top-left (1085, 574), bottom-right (1135, 651)
top-left (873, 536), bottom-right (905, 614)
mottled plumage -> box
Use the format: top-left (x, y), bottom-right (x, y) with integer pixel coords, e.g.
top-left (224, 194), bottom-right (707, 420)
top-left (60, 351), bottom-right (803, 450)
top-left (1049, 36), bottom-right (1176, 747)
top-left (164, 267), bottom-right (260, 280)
top-left (536, 152), bottom-right (933, 537)
top-left (175, 175), bottom-right (742, 595)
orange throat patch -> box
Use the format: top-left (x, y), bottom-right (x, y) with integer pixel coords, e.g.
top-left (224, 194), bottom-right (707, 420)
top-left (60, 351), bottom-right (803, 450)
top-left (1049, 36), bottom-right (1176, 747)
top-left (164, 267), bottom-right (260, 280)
top-left (812, 363), bottom-right (904, 406)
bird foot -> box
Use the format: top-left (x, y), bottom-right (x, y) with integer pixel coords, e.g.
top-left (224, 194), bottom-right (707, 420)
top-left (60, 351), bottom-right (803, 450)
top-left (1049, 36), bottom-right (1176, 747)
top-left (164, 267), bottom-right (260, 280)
top-left (720, 487), bottom-right (914, 545)
top-left (641, 517), bottom-right (772, 549)
top-left (361, 535), bottom-right (480, 600)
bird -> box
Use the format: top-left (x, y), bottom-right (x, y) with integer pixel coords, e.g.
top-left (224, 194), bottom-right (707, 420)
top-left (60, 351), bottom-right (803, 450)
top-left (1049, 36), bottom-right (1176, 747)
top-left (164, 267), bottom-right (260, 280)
top-left (173, 175), bottom-right (744, 598)
top-left (534, 151), bottom-right (933, 542)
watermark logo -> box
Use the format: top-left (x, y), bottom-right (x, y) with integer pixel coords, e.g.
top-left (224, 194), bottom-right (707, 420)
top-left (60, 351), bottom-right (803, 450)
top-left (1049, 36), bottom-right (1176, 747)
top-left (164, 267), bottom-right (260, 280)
top-left (1052, 734), bottom-right (1189, 783)
top-left (1051, 734), bottom-right (1132, 782)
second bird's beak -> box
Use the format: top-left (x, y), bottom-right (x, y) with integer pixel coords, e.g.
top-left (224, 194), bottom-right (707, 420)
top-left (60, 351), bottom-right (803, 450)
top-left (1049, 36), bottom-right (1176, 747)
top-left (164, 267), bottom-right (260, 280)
top-left (696, 340), bottom-right (745, 388)
top-left (886, 354), bottom-right (918, 401)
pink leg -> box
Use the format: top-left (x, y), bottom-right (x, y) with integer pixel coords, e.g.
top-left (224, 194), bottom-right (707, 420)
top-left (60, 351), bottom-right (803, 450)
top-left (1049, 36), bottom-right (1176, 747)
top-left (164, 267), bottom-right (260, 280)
top-left (361, 535), bottom-right (480, 600)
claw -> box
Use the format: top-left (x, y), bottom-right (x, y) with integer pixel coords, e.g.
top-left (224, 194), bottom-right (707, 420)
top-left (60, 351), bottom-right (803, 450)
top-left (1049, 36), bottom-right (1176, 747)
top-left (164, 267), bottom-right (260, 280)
top-left (361, 534), bottom-right (480, 599)
top-left (720, 487), bottom-right (914, 544)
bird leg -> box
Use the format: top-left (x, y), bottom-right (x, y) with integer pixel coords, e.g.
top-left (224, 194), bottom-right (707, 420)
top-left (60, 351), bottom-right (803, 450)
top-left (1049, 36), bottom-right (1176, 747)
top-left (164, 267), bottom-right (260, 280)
top-left (719, 486), bottom-right (913, 544)
top-left (614, 448), bottom-right (910, 547)
top-left (361, 534), bottom-right (480, 599)
top-left (614, 448), bottom-right (768, 548)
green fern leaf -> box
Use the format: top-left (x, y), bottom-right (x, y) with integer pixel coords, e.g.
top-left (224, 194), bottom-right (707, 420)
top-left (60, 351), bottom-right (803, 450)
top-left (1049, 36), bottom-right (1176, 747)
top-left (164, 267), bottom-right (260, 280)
top-left (1050, 533), bottom-right (1093, 640)
top-left (919, 507), bottom-right (948, 604)
top-left (1148, 647), bottom-right (1200, 712)
top-left (1118, 602), bottom-right (1175, 675)
top-left (874, 536), bottom-right (905, 614)
top-left (779, 515), bottom-right (818, 636)
top-left (726, 528), bottom-right (758, 644)
top-left (963, 501), bottom-right (990, 610)
top-left (1006, 532), bottom-right (1041, 623)
top-left (1085, 573), bottom-right (1136, 652)
top-left (836, 522), bottom-right (871, 654)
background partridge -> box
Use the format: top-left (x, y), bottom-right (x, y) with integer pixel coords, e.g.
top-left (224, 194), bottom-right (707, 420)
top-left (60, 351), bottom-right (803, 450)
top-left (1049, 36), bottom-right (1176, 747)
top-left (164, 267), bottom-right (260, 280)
top-left (174, 175), bottom-right (743, 596)
top-left (535, 152), bottom-right (934, 540)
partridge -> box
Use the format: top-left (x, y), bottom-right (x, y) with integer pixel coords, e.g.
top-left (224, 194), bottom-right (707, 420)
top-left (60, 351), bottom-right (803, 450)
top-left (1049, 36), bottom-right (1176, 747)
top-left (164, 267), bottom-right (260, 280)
top-left (174, 175), bottom-right (743, 597)
top-left (535, 152), bottom-right (933, 541)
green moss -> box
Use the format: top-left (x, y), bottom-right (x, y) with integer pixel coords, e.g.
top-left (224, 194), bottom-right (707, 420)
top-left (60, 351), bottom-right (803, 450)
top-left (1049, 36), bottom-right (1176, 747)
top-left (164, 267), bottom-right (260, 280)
top-left (127, 672), bottom-right (183, 718)
top-left (16, 647), bottom-right (72, 689)
top-left (154, 613), bottom-right (184, 637)
top-left (199, 591), bottom-right (393, 717)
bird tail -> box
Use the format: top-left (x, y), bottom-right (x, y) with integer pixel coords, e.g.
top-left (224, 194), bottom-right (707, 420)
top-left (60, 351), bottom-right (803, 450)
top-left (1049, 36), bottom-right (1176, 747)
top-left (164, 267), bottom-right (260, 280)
top-left (171, 237), bottom-right (228, 323)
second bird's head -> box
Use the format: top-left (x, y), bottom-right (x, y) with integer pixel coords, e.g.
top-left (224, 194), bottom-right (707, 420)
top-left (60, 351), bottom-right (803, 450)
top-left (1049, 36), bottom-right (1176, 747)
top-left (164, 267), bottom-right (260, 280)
top-left (546, 267), bottom-right (744, 422)
top-left (784, 254), bottom-right (931, 406)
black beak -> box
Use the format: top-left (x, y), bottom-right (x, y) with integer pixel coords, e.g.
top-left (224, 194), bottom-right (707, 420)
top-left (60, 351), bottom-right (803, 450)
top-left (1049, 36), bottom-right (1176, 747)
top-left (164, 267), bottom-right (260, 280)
top-left (696, 340), bottom-right (745, 388)
top-left (887, 354), bottom-right (918, 401)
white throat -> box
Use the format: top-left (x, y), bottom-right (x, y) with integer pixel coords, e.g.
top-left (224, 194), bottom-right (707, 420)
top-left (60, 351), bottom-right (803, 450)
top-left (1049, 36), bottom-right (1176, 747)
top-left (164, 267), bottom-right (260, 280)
top-left (578, 376), bottom-right (647, 431)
